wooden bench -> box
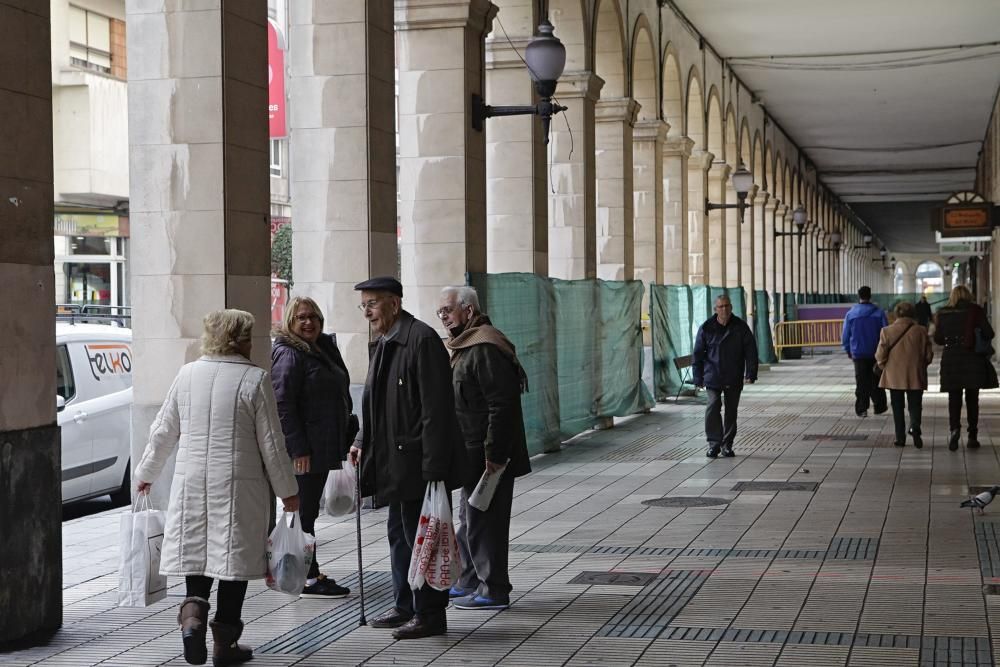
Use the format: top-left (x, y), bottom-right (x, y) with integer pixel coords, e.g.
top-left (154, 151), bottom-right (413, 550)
top-left (673, 354), bottom-right (696, 399)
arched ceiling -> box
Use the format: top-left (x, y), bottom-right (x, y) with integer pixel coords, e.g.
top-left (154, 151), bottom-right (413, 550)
top-left (672, 0), bottom-right (1000, 252)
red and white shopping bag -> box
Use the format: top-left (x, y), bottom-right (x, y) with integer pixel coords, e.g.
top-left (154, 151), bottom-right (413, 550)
top-left (407, 481), bottom-right (461, 591)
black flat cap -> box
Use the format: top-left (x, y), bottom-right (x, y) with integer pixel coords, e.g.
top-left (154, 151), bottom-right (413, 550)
top-left (354, 276), bottom-right (403, 297)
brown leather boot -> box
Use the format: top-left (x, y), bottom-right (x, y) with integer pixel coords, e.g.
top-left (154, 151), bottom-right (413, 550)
top-left (177, 597), bottom-right (210, 665)
top-left (209, 620), bottom-right (253, 667)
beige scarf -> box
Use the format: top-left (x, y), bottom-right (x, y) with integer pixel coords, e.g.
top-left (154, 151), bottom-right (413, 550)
top-left (446, 314), bottom-right (529, 393)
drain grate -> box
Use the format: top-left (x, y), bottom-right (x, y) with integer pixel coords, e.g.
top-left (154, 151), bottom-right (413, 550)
top-left (598, 570), bottom-right (711, 638)
top-left (659, 625), bottom-right (990, 661)
top-left (731, 481), bottom-right (819, 492)
top-left (510, 543), bottom-right (590, 554)
top-left (568, 571), bottom-right (658, 586)
top-left (642, 496), bottom-right (732, 508)
top-left (826, 536), bottom-right (878, 560)
top-left (975, 522), bottom-right (1000, 577)
top-left (802, 434), bottom-right (869, 441)
top-left (600, 433), bottom-right (663, 460)
top-left (258, 571), bottom-right (394, 654)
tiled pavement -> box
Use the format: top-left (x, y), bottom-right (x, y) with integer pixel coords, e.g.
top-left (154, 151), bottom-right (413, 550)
top-left (7, 354), bottom-right (1000, 666)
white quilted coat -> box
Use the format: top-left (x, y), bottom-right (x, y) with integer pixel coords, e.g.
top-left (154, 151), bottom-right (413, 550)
top-left (134, 354), bottom-right (298, 581)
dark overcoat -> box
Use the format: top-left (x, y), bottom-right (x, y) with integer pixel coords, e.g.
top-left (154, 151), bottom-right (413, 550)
top-left (359, 311), bottom-right (468, 504)
top-left (692, 315), bottom-right (759, 389)
top-left (933, 301), bottom-right (998, 392)
top-left (451, 342), bottom-right (532, 485)
top-left (271, 333), bottom-right (352, 472)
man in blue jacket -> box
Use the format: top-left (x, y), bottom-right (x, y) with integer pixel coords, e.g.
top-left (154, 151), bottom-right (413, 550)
top-left (693, 294), bottom-right (759, 458)
top-left (842, 285), bottom-right (888, 417)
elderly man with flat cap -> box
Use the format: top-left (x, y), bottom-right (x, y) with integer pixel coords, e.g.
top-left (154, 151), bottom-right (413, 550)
top-left (349, 276), bottom-right (467, 640)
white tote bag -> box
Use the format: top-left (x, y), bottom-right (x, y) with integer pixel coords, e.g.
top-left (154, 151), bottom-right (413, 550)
top-left (407, 481), bottom-right (461, 591)
top-left (118, 494), bottom-right (168, 607)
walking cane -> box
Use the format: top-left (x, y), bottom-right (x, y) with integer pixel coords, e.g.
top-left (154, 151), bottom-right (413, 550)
top-left (355, 459), bottom-right (367, 626)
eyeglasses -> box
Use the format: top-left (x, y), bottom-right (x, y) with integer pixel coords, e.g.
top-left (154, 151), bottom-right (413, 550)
top-left (358, 299), bottom-right (381, 312)
top-left (715, 304), bottom-right (732, 310)
top-left (435, 305), bottom-right (455, 320)
top-left (294, 314), bottom-right (320, 323)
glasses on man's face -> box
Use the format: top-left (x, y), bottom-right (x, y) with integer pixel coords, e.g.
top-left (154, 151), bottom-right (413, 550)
top-left (295, 313), bottom-right (320, 324)
top-left (435, 305), bottom-right (456, 320)
top-left (715, 304), bottom-right (732, 311)
top-left (358, 299), bottom-right (381, 313)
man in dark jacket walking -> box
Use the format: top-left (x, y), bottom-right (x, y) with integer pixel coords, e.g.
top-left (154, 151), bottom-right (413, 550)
top-left (842, 286), bottom-right (888, 417)
top-left (693, 294), bottom-right (758, 458)
top-left (437, 286), bottom-right (531, 612)
top-left (349, 277), bottom-right (467, 640)
top-left (915, 296), bottom-right (932, 328)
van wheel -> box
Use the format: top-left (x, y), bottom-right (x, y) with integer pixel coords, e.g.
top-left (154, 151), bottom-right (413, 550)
top-left (109, 463), bottom-right (131, 506)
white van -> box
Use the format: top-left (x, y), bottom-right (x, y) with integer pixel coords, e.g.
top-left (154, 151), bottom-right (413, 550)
top-left (56, 321), bottom-right (133, 504)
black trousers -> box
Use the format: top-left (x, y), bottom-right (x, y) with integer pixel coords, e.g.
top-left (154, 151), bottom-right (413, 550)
top-left (456, 475), bottom-right (515, 600)
top-left (853, 358), bottom-right (887, 415)
top-left (705, 386), bottom-right (742, 447)
top-left (889, 389), bottom-right (923, 442)
top-left (296, 472), bottom-right (327, 579)
top-left (185, 576), bottom-right (248, 625)
top-left (948, 388), bottom-right (980, 432)
top-left (387, 496), bottom-right (450, 619)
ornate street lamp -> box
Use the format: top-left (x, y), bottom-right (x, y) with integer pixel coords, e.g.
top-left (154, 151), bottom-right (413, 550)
top-left (872, 246), bottom-right (888, 263)
top-left (817, 230), bottom-right (843, 252)
top-left (471, 20), bottom-right (568, 144)
top-left (706, 163), bottom-right (754, 224)
top-left (774, 203), bottom-right (809, 243)
top-left (853, 233), bottom-right (873, 250)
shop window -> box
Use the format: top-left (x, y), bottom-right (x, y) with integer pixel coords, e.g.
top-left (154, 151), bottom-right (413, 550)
top-left (270, 138), bottom-right (283, 177)
top-left (69, 5), bottom-right (112, 74)
top-left (70, 235), bottom-right (113, 256)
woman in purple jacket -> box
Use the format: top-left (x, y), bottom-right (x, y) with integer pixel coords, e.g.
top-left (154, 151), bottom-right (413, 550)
top-left (271, 296), bottom-right (356, 598)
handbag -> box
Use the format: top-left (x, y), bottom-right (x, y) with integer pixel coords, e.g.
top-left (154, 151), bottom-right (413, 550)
top-left (975, 327), bottom-right (994, 356)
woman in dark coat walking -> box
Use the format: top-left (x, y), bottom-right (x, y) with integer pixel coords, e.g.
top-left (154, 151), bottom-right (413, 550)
top-left (933, 285), bottom-right (998, 450)
top-left (271, 296), bottom-right (355, 597)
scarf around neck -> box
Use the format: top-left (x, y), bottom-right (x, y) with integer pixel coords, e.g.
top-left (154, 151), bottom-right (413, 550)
top-left (445, 314), bottom-right (529, 393)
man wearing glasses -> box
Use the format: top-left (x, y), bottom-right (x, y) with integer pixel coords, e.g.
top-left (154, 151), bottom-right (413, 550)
top-left (692, 294), bottom-right (759, 458)
top-left (348, 277), bottom-right (467, 640)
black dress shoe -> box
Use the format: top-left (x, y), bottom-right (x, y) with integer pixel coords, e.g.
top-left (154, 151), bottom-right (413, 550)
top-left (720, 444), bottom-right (735, 457)
top-left (908, 428), bottom-right (922, 449)
top-left (371, 608), bottom-right (413, 629)
top-left (391, 615), bottom-right (446, 640)
top-left (706, 445), bottom-right (721, 458)
top-left (893, 440), bottom-right (905, 447)
top-left (949, 430), bottom-right (960, 451)
top-left (968, 433), bottom-right (981, 449)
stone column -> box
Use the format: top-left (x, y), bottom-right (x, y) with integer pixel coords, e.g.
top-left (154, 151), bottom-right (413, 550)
top-left (0, 0), bottom-right (61, 642)
top-left (289, 1), bottom-right (398, 379)
top-left (595, 97), bottom-right (639, 280)
top-left (396, 0), bottom-right (497, 323)
top-left (687, 150), bottom-right (714, 284)
top-left (706, 162), bottom-right (730, 286)
top-left (763, 196), bottom-right (777, 296)
top-left (662, 136), bottom-right (693, 284)
top-left (549, 71), bottom-right (603, 279)
top-left (632, 120), bottom-right (667, 303)
top-left (485, 31), bottom-right (547, 274)
top-left (128, 0), bottom-right (272, 507)
top-left (743, 189), bottom-right (758, 298)
top-left (774, 204), bottom-right (788, 305)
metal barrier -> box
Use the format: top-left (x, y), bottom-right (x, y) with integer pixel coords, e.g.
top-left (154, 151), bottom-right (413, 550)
top-left (774, 319), bottom-right (843, 360)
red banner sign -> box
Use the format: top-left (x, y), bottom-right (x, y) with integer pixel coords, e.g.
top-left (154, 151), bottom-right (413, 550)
top-left (268, 21), bottom-right (286, 138)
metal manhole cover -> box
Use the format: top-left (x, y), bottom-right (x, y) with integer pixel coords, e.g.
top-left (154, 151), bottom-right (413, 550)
top-left (642, 496), bottom-right (732, 508)
top-left (568, 571), bottom-right (658, 586)
top-left (731, 481), bottom-right (818, 492)
top-left (802, 434), bottom-right (869, 441)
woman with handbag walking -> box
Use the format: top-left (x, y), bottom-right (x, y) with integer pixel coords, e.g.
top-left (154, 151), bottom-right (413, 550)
top-left (135, 309), bottom-right (300, 666)
top-left (934, 284), bottom-right (998, 450)
top-left (875, 301), bottom-right (933, 447)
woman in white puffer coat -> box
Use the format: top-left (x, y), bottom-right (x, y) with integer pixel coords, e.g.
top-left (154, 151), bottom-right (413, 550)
top-left (135, 309), bottom-right (299, 667)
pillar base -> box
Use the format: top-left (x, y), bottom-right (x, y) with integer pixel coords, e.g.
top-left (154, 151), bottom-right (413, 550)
top-left (0, 424), bottom-right (62, 642)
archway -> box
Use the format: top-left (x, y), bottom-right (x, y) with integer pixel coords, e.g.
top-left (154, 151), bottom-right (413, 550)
top-left (916, 260), bottom-right (945, 295)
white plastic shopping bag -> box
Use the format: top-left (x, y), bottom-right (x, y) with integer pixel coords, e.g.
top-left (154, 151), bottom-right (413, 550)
top-left (323, 460), bottom-right (357, 517)
top-left (265, 511), bottom-right (316, 595)
top-left (407, 481), bottom-right (461, 591)
top-left (118, 494), bottom-right (168, 607)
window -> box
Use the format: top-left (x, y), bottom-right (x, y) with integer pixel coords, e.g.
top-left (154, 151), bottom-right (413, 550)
top-left (69, 5), bottom-right (112, 74)
top-left (270, 139), bottom-right (283, 177)
top-left (56, 345), bottom-right (76, 402)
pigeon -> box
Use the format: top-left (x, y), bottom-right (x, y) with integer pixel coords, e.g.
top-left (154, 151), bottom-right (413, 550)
top-left (960, 486), bottom-right (1000, 514)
